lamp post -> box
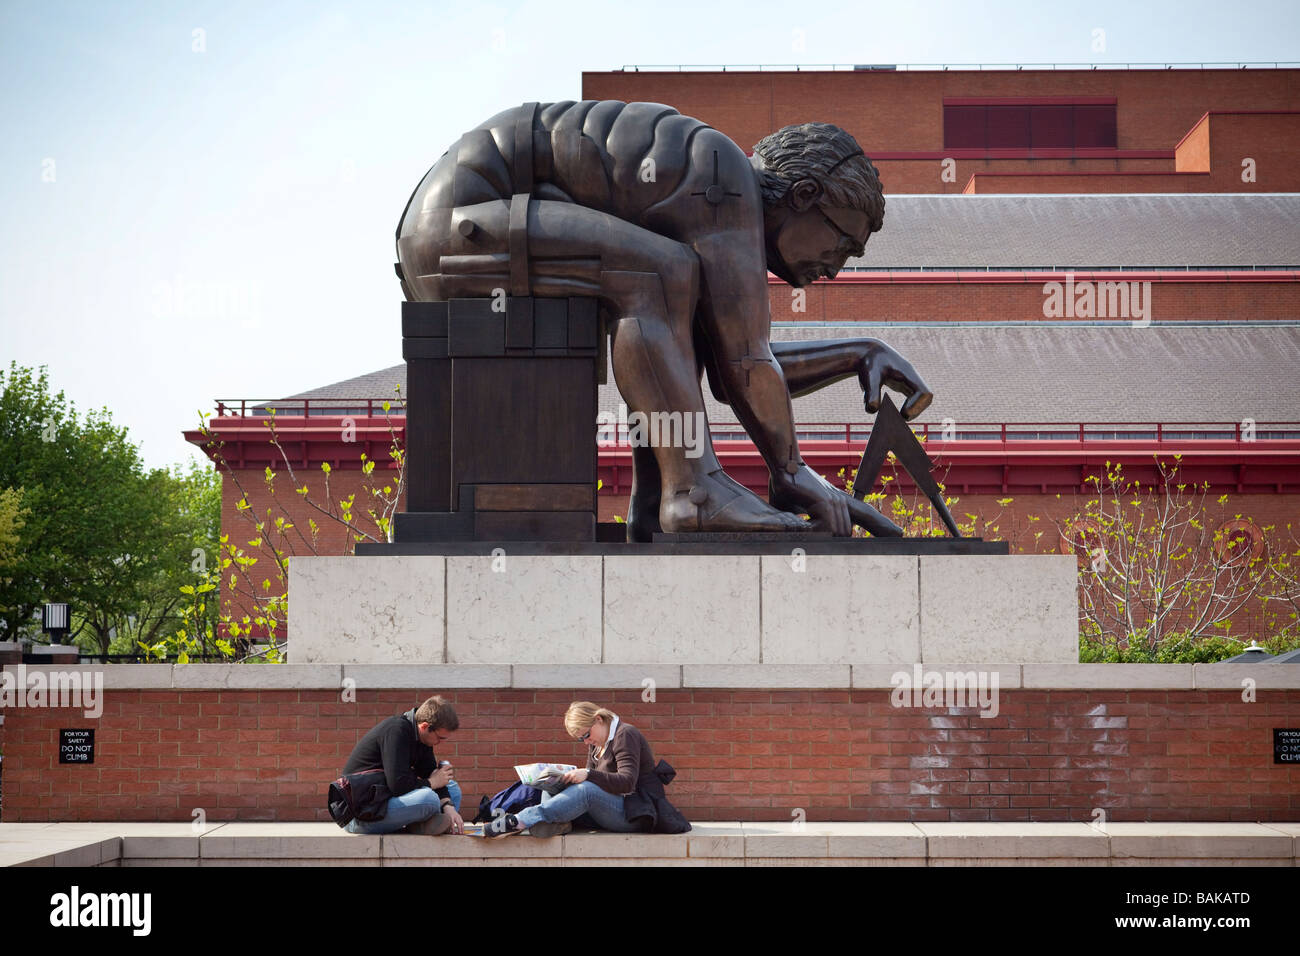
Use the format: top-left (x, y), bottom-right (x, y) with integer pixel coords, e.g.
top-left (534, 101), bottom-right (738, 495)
top-left (35, 602), bottom-right (78, 663)
top-left (42, 602), bottom-right (70, 644)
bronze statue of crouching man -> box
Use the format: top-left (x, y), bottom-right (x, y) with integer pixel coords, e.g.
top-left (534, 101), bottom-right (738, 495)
top-left (397, 100), bottom-right (933, 541)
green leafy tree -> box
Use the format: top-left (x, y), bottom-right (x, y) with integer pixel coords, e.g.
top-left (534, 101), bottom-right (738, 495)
top-left (1258, 521), bottom-right (1300, 647)
top-left (1055, 458), bottom-right (1290, 657)
top-left (0, 362), bottom-right (220, 654)
top-left (61, 450), bottom-right (181, 657)
top-left (842, 446), bottom-right (1296, 662)
top-left (0, 486), bottom-right (29, 597)
top-left (136, 564), bottom-right (234, 664)
top-left (0, 363), bottom-right (73, 639)
top-left (91, 461), bottom-right (222, 659)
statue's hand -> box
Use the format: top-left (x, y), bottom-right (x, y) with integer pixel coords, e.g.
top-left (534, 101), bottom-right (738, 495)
top-left (771, 466), bottom-right (903, 537)
top-left (859, 343), bottom-right (933, 420)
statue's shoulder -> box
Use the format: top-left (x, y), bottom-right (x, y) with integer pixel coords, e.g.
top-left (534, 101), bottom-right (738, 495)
top-left (637, 121), bottom-right (761, 242)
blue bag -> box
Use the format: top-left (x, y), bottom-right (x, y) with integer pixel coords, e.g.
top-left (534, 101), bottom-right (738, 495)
top-left (472, 780), bottom-right (543, 823)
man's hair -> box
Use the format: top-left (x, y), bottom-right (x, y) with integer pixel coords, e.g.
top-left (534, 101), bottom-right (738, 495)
top-left (415, 695), bottom-right (459, 732)
top-left (752, 122), bottom-right (885, 234)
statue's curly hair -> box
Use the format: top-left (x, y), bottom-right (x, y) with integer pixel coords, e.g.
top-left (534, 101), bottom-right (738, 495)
top-left (752, 122), bottom-right (885, 234)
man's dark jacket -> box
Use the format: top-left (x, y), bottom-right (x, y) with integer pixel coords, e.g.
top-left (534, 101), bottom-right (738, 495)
top-left (342, 707), bottom-right (451, 805)
top-left (586, 721), bottom-right (690, 834)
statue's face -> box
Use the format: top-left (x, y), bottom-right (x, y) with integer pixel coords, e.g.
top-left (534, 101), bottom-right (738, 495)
top-left (763, 178), bottom-right (874, 288)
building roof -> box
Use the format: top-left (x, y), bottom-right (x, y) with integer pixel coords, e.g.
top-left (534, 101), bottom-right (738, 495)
top-left (288, 366), bottom-right (408, 402)
top-left (850, 195), bottom-right (1300, 269)
top-left (764, 324), bottom-right (1300, 427)
top-left (285, 323), bottom-right (1300, 428)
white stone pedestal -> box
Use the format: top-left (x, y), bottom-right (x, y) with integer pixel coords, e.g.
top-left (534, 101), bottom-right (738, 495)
top-left (288, 552), bottom-right (1079, 666)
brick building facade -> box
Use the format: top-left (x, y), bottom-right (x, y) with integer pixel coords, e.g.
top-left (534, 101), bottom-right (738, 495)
top-left (582, 67), bottom-right (1300, 194)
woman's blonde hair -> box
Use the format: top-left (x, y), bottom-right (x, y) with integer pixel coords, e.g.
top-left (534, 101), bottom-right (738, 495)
top-left (564, 700), bottom-right (616, 739)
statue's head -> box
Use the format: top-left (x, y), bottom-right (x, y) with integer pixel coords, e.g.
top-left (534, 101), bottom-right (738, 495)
top-left (752, 123), bottom-right (884, 288)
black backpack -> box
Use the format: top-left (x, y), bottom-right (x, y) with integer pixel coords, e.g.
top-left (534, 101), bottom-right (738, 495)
top-left (327, 768), bottom-right (393, 827)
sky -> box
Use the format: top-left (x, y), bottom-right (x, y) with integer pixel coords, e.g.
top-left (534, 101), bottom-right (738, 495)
top-left (1, 0), bottom-right (1297, 470)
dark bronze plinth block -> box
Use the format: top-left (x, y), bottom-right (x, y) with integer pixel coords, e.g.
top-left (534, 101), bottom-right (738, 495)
top-left (399, 297), bottom-right (600, 542)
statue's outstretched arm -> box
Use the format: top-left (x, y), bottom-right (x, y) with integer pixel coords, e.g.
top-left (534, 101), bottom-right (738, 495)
top-left (769, 338), bottom-right (933, 420)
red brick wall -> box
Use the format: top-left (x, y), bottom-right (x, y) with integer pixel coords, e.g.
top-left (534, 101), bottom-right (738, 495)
top-left (582, 70), bottom-right (1300, 189)
top-left (965, 171), bottom-right (1212, 193)
top-left (1206, 113), bottom-right (1300, 191)
top-left (895, 157), bottom-right (1175, 195)
top-left (220, 467), bottom-right (403, 556)
top-left (766, 279), bottom-right (1300, 324)
top-left (218, 467), bottom-right (405, 627)
top-left (598, 489), bottom-right (1295, 527)
top-left (968, 112), bottom-right (1300, 193)
top-left (4, 688), bottom-right (1297, 823)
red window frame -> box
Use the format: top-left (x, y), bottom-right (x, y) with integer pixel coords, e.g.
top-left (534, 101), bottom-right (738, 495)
top-left (943, 98), bottom-right (1118, 150)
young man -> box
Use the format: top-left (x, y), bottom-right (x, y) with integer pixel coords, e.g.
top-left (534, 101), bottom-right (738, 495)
top-left (341, 694), bottom-right (465, 835)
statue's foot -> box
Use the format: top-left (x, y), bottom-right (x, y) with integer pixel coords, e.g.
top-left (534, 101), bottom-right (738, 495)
top-left (660, 471), bottom-right (809, 534)
top-left (626, 491), bottom-right (662, 543)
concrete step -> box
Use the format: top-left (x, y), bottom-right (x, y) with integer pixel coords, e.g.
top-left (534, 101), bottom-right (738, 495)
top-left (2, 821), bottom-right (1297, 867)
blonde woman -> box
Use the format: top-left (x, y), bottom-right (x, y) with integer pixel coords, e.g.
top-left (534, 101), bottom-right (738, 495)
top-left (486, 701), bottom-right (690, 837)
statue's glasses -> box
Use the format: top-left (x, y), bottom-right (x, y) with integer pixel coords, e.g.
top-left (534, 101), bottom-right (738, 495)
top-left (817, 204), bottom-right (868, 260)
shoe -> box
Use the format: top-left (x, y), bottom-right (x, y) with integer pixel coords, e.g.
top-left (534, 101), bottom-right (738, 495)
top-left (407, 812), bottom-right (454, 836)
top-left (526, 821), bottom-right (572, 839)
top-left (484, 813), bottom-right (523, 838)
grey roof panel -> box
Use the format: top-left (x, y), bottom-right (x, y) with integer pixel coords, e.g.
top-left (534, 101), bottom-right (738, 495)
top-left (765, 324), bottom-right (1300, 426)
top-left (287, 366), bottom-right (408, 402)
top-left (284, 324), bottom-right (1300, 427)
top-left (852, 195), bottom-right (1300, 269)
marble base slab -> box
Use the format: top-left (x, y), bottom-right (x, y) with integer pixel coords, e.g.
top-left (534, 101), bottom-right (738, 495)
top-left (288, 552), bottom-right (1078, 665)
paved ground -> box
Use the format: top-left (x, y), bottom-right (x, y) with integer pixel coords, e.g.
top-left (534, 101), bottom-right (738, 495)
top-left (2, 821), bottom-right (1297, 866)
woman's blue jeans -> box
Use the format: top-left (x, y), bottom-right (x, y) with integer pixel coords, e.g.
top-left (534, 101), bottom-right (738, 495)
top-left (515, 781), bottom-right (640, 832)
top-left (346, 779), bottom-right (462, 835)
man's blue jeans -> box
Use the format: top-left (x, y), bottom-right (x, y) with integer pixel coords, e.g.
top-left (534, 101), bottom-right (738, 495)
top-left (346, 780), bottom-right (462, 835)
top-left (515, 781), bottom-right (640, 832)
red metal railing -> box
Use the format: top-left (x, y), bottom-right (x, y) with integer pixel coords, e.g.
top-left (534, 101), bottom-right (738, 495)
top-left (214, 399), bottom-right (406, 418)
top-left (597, 420), bottom-right (1300, 445)
top-left (210, 403), bottom-right (1300, 444)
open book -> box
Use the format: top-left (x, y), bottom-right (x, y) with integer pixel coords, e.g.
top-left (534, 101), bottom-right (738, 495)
top-left (514, 762), bottom-right (577, 794)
